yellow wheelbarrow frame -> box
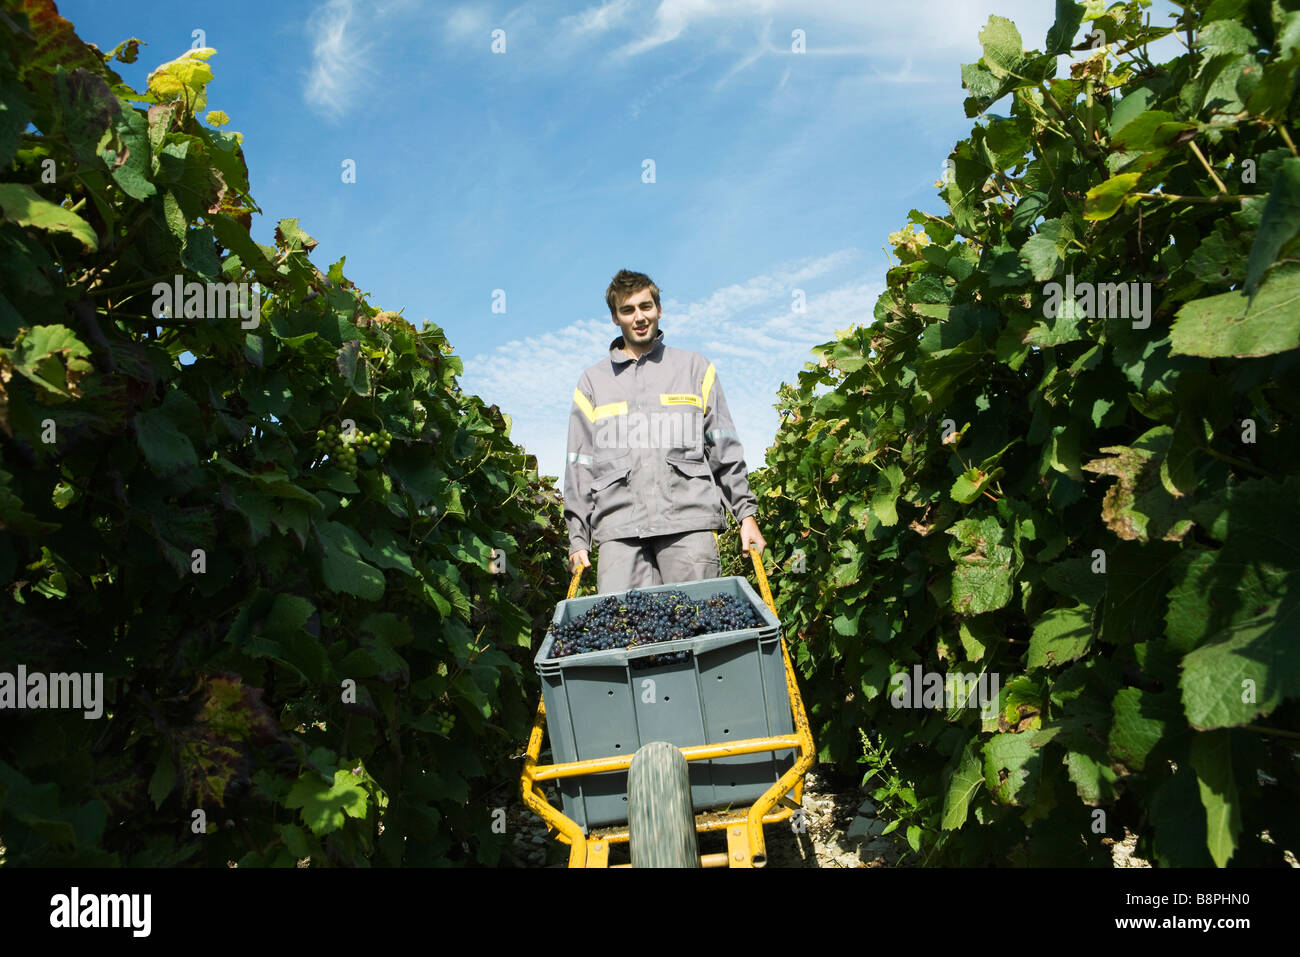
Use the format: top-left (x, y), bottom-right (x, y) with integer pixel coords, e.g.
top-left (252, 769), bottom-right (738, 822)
top-left (519, 546), bottom-right (815, 868)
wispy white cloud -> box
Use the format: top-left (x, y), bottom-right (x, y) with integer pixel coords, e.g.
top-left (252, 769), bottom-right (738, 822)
top-left (711, 18), bottom-right (771, 89)
top-left (461, 252), bottom-right (879, 481)
top-left (303, 0), bottom-right (369, 120)
top-left (302, 0), bottom-right (424, 120)
top-left (549, 0), bottom-right (1067, 141)
top-left (564, 0), bottom-right (1061, 62)
top-left (560, 0), bottom-right (637, 35)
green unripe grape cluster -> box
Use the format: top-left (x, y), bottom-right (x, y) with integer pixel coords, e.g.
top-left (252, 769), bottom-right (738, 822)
top-left (313, 423), bottom-right (394, 472)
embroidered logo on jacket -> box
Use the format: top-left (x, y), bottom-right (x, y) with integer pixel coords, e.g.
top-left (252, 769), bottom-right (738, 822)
top-left (659, 393), bottom-right (703, 408)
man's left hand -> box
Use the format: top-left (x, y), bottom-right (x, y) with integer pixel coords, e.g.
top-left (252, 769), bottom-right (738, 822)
top-left (740, 515), bottom-right (766, 556)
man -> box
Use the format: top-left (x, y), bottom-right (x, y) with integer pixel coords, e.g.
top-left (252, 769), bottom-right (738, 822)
top-left (564, 269), bottom-right (766, 594)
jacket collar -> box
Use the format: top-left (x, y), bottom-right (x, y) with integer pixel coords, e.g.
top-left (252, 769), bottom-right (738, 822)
top-left (609, 329), bottom-right (665, 367)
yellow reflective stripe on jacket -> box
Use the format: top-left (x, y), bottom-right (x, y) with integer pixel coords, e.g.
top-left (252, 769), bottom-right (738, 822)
top-left (573, 388), bottom-right (627, 423)
top-left (701, 363), bottom-right (716, 413)
top-left (660, 393), bottom-right (703, 408)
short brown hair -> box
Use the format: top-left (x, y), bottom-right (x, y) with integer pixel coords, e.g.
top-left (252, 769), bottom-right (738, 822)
top-left (606, 269), bottom-right (660, 318)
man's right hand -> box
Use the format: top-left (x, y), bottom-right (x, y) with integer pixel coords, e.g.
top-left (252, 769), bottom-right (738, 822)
top-left (569, 549), bottom-right (590, 574)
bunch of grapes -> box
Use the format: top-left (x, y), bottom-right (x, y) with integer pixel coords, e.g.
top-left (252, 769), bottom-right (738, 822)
top-left (314, 423), bottom-right (393, 474)
top-left (432, 712), bottom-right (455, 736)
top-left (547, 589), bottom-right (761, 664)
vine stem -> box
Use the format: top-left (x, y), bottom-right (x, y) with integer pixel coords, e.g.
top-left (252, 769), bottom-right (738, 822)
top-left (94, 275), bottom-right (173, 300)
top-left (95, 308), bottom-right (177, 324)
top-left (1277, 123), bottom-right (1298, 158)
top-left (1020, 92), bottom-right (1073, 145)
top-left (1040, 85), bottom-right (1108, 176)
top-left (496, 482), bottom-right (524, 509)
top-left (918, 210), bottom-right (959, 234)
top-left (1187, 140), bottom-right (1227, 194)
top-left (1133, 192), bottom-right (1242, 205)
top-left (1205, 447), bottom-right (1274, 478)
top-left (456, 448), bottom-right (493, 480)
top-left (1245, 725), bottom-right (1300, 741)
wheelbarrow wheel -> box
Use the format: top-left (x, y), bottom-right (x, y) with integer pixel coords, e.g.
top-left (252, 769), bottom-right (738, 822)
top-left (628, 741), bottom-right (700, 867)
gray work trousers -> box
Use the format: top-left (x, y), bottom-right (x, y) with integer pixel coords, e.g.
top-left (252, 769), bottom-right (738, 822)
top-left (595, 529), bottom-right (720, 595)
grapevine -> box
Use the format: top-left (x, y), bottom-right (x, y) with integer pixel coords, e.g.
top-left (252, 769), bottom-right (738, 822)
top-left (740, 0), bottom-right (1300, 867)
top-left (0, 3), bottom-right (568, 868)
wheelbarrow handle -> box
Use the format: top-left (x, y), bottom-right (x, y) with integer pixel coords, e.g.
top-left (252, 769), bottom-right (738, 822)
top-left (747, 545), bottom-right (777, 617)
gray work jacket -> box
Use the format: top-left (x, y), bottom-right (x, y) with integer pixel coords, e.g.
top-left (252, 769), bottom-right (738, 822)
top-left (564, 331), bottom-right (758, 552)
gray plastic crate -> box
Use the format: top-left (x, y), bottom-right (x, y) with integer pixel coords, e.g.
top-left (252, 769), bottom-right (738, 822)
top-left (534, 576), bottom-right (795, 832)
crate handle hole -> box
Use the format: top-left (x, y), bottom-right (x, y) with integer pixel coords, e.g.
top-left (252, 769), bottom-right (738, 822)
top-left (723, 728), bottom-right (730, 734)
top-left (607, 690), bottom-right (614, 696)
top-left (663, 696), bottom-right (670, 701)
top-left (716, 675), bottom-right (724, 680)
top-left (614, 743), bottom-right (621, 749)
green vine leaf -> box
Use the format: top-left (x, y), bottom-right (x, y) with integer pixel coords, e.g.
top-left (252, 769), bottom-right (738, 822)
top-left (1188, 730), bottom-right (1242, 868)
top-left (285, 768), bottom-right (370, 836)
top-left (0, 183), bottom-right (98, 251)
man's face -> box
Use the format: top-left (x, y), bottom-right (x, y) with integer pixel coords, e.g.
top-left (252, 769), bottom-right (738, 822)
top-left (611, 287), bottom-right (660, 348)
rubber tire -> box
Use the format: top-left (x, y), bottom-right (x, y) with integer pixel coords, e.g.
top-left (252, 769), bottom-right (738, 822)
top-left (628, 741), bottom-right (700, 868)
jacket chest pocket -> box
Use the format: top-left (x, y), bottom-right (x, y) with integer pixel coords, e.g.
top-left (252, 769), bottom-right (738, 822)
top-left (663, 451), bottom-right (721, 520)
top-left (591, 451), bottom-right (633, 517)
top-left (592, 464), bottom-right (632, 491)
top-left (665, 451), bottom-right (710, 479)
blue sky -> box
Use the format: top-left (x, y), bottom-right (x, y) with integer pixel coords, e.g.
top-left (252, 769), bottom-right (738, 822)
top-left (59, 0), bottom-right (1182, 482)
